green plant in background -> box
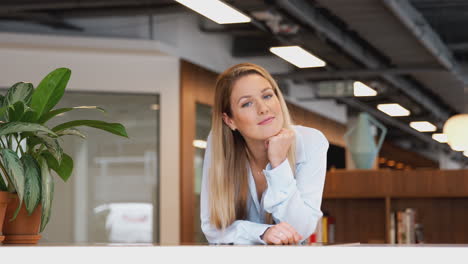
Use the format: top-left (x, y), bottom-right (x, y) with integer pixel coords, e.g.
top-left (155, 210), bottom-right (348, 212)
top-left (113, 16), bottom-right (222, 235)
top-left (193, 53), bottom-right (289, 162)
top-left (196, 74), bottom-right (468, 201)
top-left (0, 68), bottom-right (128, 232)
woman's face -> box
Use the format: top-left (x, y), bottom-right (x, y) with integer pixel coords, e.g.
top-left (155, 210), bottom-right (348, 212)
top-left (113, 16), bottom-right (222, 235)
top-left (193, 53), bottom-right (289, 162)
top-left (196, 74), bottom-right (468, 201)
top-left (223, 74), bottom-right (284, 141)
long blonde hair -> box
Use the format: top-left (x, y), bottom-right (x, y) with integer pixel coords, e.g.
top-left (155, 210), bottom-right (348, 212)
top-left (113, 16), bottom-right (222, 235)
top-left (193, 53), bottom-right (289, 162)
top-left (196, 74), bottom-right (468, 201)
top-left (209, 63), bottom-right (296, 229)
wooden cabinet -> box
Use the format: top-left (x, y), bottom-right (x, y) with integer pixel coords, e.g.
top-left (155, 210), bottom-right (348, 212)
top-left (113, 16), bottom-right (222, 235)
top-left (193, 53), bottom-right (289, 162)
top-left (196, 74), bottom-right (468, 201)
top-left (322, 169), bottom-right (468, 244)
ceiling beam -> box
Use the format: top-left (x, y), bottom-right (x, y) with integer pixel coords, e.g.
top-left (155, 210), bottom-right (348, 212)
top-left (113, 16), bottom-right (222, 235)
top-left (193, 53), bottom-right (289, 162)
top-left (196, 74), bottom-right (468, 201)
top-left (0, 0), bottom-right (170, 13)
top-left (274, 66), bottom-right (444, 80)
top-left (276, 0), bottom-right (452, 123)
top-left (52, 4), bottom-right (186, 18)
top-left (382, 0), bottom-right (468, 85)
top-left (449, 43), bottom-right (468, 52)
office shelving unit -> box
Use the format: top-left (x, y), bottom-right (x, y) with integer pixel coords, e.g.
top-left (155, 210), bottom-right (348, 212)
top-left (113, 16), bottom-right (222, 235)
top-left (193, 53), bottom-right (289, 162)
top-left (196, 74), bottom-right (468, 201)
top-left (322, 169), bottom-right (468, 244)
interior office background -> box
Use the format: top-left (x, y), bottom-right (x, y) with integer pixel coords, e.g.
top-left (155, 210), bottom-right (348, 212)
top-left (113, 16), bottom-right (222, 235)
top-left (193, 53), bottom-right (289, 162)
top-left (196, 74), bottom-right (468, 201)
top-left (0, 0), bottom-right (466, 245)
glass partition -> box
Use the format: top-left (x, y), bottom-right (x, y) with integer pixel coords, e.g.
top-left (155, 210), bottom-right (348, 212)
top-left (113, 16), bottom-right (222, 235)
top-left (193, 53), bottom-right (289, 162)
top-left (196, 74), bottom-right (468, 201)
top-left (43, 92), bottom-right (160, 244)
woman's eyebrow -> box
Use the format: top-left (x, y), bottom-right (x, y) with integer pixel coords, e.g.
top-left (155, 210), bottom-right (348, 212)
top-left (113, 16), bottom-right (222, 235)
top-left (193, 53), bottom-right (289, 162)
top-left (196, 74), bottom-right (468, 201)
top-left (237, 87), bottom-right (273, 104)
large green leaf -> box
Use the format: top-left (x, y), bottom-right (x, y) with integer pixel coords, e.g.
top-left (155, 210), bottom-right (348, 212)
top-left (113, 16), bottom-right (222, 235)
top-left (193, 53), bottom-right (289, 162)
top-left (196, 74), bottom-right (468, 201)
top-left (21, 154), bottom-right (41, 215)
top-left (6, 82), bottom-right (34, 106)
top-left (35, 134), bottom-right (63, 164)
top-left (42, 152), bottom-right (73, 182)
top-left (0, 105), bottom-right (7, 123)
top-left (30, 68), bottom-right (71, 122)
top-left (39, 157), bottom-right (54, 233)
top-left (38, 106), bottom-right (106, 124)
top-left (20, 108), bottom-right (38, 123)
top-left (7, 101), bottom-right (25, 122)
top-left (52, 120), bottom-right (128, 138)
top-left (0, 149), bottom-right (25, 221)
top-left (0, 122), bottom-right (57, 137)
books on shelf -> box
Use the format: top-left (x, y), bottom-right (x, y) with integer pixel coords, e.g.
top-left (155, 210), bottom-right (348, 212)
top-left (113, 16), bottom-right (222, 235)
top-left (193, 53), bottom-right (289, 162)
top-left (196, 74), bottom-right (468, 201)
top-left (309, 213), bottom-right (335, 244)
top-left (389, 208), bottom-right (423, 244)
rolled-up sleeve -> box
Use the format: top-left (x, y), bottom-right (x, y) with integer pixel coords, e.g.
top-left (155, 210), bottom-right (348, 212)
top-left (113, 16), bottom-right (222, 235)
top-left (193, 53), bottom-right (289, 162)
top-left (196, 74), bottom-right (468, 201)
top-left (262, 129), bottom-right (329, 242)
top-left (200, 133), bottom-right (273, 245)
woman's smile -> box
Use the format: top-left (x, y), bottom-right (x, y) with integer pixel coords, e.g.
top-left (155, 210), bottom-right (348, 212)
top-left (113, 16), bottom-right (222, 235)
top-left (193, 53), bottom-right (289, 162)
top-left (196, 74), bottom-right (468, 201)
top-left (258, 116), bottom-right (275, 125)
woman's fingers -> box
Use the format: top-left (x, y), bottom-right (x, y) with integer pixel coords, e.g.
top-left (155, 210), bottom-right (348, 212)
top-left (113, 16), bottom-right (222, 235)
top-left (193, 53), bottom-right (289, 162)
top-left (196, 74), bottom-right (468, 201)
top-left (274, 225), bottom-right (295, 245)
top-left (280, 222), bottom-right (302, 243)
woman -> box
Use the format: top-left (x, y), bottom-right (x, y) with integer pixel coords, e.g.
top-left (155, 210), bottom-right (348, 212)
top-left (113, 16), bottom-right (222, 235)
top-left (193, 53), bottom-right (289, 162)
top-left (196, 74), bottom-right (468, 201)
top-left (200, 63), bottom-right (329, 245)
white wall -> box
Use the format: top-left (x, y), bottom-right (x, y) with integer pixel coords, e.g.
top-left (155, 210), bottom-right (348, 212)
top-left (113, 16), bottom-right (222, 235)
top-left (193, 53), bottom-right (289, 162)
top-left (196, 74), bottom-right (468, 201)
top-left (0, 32), bottom-right (180, 245)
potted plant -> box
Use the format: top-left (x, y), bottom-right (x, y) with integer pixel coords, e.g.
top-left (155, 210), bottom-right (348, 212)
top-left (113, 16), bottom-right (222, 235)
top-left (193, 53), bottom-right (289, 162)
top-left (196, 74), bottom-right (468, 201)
top-left (0, 67), bottom-right (128, 244)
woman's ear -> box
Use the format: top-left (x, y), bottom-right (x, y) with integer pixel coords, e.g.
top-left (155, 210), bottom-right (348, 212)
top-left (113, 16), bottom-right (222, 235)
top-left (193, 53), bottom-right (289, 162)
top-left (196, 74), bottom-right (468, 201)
top-left (222, 112), bottom-right (237, 131)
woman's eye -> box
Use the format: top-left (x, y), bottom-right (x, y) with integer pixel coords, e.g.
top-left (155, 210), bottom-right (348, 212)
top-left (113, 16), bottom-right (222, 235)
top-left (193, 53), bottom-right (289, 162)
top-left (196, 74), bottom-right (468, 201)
top-left (241, 102), bottom-right (252, 108)
top-left (263, 94), bottom-right (273, 99)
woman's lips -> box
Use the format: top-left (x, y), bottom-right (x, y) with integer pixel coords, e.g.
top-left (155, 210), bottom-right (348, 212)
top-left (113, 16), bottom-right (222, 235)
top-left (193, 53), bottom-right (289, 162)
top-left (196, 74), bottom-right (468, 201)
top-left (258, 117), bottom-right (275, 125)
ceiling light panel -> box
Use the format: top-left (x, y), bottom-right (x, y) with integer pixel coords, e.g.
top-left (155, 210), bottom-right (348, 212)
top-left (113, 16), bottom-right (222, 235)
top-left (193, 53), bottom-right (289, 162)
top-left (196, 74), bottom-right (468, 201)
top-left (269, 46), bottom-right (326, 68)
top-left (410, 121), bottom-right (437, 132)
top-left (377, 103), bottom-right (410, 117)
top-left (176, 0), bottom-right (251, 24)
top-left (353, 81), bottom-right (377, 97)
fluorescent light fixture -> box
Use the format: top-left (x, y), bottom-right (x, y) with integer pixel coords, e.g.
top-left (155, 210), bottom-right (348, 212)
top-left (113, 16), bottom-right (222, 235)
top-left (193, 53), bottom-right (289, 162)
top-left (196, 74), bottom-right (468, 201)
top-left (175, 0), bottom-right (251, 24)
top-left (193, 140), bottom-right (207, 149)
top-left (353, 81), bottom-right (377, 97)
top-left (450, 144), bottom-right (466, 152)
top-left (377, 103), bottom-right (410, 117)
top-left (269, 46), bottom-right (326, 68)
top-left (410, 121), bottom-right (437, 132)
top-left (432, 133), bottom-right (448, 143)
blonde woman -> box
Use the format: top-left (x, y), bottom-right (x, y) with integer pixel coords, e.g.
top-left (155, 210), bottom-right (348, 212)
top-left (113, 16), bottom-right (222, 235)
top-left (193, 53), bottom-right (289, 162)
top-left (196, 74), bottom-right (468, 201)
top-left (200, 63), bottom-right (329, 245)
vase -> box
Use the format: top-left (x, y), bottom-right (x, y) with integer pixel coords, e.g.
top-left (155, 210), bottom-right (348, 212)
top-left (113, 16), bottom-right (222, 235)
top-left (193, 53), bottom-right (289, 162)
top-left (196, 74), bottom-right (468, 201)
top-left (2, 193), bottom-right (42, 244)
top-left (344, 112), bottom-right (387, 169)
top-left (0, 191), bottom-right (9, 243)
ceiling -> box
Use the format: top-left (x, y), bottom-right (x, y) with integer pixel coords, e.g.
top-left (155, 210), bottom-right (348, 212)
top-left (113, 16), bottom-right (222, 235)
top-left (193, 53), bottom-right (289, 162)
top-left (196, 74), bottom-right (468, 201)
top-left (1, 0), bottom-right (467, 161)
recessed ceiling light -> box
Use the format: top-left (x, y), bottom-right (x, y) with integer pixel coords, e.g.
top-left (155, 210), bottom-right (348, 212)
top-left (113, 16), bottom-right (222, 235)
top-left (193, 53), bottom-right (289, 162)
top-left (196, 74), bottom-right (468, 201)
top-left (269, 46), bottom-right (326, 68)
top-left (353, 81), bottom-right (377, 97)
top-left (193, 139), bottom-right (207, 149)
top-left (432, 133), bottom-right (448, 143)
top-left (377, 103), bottom-right (410, 117)
top-left (175, 0), bottom-right (251, 24)
top-left (410, 121), bottom-right (437, 132)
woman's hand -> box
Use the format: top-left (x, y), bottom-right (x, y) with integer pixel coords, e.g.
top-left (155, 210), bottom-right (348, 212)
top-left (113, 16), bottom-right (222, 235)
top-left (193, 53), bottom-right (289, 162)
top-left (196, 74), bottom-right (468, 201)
top-left (265, 128), bottom-right (295, 168)
top-left (261, 222), bottom-right (303, 245)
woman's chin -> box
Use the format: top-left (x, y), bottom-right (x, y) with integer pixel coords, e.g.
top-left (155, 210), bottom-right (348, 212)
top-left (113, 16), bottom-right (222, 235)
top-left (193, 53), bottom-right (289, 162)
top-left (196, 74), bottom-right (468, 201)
top-left (260, 125), bottom-right (282, 139)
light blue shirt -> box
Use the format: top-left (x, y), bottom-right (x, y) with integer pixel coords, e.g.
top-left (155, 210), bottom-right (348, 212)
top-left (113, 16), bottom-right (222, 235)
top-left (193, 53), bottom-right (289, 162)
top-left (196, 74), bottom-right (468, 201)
top-left (200, 125), bottom-right (329, 245)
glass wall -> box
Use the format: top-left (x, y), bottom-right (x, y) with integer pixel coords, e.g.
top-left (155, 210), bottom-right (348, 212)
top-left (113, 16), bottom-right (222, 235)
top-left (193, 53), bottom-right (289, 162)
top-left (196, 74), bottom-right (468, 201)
top-left (44, 92), bottom-right (160, 244)
top-left (193, 103), bottom-right (211, 243)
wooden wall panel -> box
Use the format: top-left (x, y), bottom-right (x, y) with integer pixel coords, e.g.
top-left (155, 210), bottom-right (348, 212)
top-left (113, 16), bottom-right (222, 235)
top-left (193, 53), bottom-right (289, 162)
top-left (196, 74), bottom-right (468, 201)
top-left (324, 169), bottom-right (468, 198)
top-left (180, 61), bottom-right (217, 243)
top-left (322, 199), bottom-right (387, 244)
top-left (392, 198), bottom-right (468, 243)
top-left (288, 103), bottom-right (346, 147)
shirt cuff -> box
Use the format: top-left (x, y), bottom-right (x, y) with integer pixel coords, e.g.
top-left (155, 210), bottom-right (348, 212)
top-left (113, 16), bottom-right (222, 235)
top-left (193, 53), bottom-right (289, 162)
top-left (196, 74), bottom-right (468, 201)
top-left (243, 222), bottom-right (273, 245)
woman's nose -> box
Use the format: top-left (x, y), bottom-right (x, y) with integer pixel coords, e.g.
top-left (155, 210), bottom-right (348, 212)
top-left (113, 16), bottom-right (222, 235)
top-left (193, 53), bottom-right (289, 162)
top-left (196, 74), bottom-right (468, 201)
top-left (257, 100), bottom-right (269, 115)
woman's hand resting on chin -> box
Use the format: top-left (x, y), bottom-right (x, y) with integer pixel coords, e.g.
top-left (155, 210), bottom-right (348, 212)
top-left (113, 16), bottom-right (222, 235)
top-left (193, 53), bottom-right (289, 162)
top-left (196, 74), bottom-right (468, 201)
top-left (265, 128), bottom-right (295, 168)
